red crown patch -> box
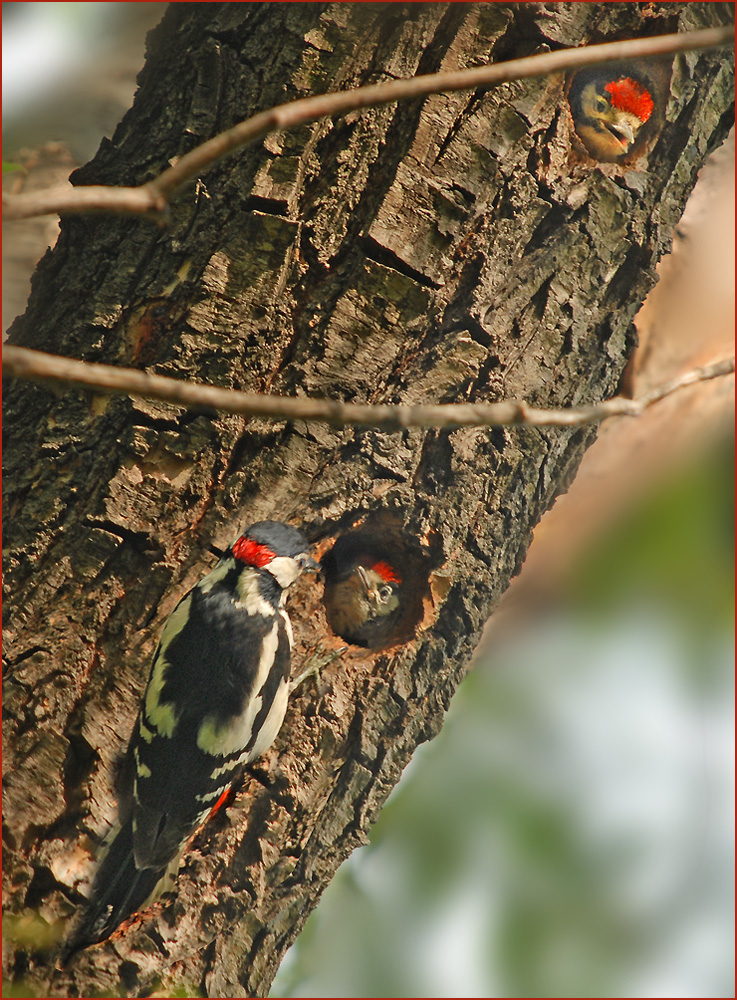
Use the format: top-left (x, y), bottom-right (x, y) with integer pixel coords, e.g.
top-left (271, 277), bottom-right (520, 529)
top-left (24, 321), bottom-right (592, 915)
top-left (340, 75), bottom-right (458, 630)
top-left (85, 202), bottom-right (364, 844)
top-left (605, 77), bottom-right (654, 123)
top-left (232, 536), bottom-right (275, 568)
top-left (372, 560), bottom-right (402, 585)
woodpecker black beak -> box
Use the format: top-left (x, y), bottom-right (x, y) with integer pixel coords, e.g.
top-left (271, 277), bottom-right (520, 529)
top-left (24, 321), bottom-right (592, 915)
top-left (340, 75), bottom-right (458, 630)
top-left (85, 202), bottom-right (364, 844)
top-left (300, 554), bottom-right (320, 573)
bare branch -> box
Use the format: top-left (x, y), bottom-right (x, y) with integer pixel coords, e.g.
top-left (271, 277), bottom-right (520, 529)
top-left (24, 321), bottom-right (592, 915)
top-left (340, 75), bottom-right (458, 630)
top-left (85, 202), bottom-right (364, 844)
top-left (3, 26), bottom-right (733, 221)
top-left (1, 182), bottom-right (168, 221)
top-left (3, 346), bottom-right (733, 431)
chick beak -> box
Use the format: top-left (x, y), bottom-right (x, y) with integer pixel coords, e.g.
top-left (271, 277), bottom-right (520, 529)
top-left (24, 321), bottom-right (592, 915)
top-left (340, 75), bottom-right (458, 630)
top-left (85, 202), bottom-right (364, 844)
top-left (610, 118), bottom-right (635, 146)
top-left (356, 565), bottom-right (373, 598)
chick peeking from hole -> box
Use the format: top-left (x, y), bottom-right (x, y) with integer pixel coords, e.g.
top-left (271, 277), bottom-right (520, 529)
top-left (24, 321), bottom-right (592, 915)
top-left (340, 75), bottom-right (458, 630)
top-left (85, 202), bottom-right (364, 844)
top-left (568, 67), bottom-right (657, 162)
top-left (324, 558), bottom-right (402, 648)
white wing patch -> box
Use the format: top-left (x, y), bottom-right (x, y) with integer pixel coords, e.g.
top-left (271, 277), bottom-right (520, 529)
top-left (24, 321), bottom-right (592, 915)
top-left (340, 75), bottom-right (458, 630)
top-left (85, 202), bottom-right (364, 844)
top-left (196, 785), bottom-right (229, 805)
top-left (280, 608), bottom-right (294, 648)
top-left (138, 716), bottom-right (155, 743)
top-left (247, 676), bottom-right (290, 761)
top-left (144, 594), bottom-right (193, 738)
top-left (196, 619), bottom-right (281, 757)
top-left (134, 746), bottom-right (152, 779)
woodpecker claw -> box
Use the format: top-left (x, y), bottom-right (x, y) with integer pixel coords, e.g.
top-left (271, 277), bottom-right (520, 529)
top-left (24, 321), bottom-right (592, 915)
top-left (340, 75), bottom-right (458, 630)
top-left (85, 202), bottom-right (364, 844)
top-left (291, 644), bottom-right (344, 695)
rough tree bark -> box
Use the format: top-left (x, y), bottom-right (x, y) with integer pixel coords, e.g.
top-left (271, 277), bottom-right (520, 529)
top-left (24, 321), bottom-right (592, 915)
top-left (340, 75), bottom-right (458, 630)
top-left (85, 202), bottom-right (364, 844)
top-left (2, 3), bottom-right (733, 997)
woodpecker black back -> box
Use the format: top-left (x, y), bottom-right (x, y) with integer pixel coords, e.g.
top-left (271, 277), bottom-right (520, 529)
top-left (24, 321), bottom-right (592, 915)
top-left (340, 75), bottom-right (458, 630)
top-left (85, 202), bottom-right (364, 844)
top-left (63, 520), bottom-right (317, 959)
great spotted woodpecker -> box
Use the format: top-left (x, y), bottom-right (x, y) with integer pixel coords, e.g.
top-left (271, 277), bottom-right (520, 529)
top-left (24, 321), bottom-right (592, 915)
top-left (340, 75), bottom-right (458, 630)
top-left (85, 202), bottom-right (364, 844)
top-left (568, 69), bottom-right (655, 162)
top-left (324, 558), bottom-right (401, 648)
top-left (65, 521), bottom-right (317, 956)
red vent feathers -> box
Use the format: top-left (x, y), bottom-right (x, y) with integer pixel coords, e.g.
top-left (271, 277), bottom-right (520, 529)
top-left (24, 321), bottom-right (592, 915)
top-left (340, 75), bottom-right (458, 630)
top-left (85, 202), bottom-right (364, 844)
top-left (232, 536), bottom-right (275, 567)
top-left (372, 560), bottom-right (402, 585)
top-left (605, 77), bottom-right (654, 123)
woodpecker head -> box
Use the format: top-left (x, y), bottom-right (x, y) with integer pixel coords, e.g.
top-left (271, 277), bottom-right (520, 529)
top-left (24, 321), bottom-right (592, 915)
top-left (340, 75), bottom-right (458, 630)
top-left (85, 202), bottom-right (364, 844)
top-left (231, 521), bottom-right (318, 591)
top-left (569, 72), bottom-right (655, 162)
top-left (324, 558), bottom-right (402, 647)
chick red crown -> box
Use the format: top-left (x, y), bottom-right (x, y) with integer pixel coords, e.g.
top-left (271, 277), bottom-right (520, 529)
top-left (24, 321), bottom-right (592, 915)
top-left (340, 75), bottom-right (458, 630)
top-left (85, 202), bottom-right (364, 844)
top-left (604, 77), bottom-right (654, 124)
top-left (370, 560), bottom-right (402, 585)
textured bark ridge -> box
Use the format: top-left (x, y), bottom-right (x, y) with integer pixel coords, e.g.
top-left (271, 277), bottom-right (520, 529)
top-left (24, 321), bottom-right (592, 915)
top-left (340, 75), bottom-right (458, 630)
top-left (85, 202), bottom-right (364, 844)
top-left (2, 4), bottom-right (733, 997)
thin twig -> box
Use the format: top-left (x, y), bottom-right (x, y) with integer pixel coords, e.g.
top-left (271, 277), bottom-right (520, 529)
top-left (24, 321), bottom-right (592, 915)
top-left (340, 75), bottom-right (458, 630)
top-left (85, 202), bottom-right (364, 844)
top-left (3, 26), bottom-right (733, 221)
top-left (3, 346), bottom-right (733, 431)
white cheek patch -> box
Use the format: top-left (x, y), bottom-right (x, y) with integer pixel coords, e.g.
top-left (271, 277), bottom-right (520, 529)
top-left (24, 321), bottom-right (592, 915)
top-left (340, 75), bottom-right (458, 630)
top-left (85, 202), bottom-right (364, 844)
top-left (265, 555), bottom-right (301, 590)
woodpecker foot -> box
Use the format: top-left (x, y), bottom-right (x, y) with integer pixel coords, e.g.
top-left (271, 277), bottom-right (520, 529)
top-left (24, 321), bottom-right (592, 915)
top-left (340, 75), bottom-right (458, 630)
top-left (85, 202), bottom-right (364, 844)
top-left (291, 645), bottom-right (345, 695)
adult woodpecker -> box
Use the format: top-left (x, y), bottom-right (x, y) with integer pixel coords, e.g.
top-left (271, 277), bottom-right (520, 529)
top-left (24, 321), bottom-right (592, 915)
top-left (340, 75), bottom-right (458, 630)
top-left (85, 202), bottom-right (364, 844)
top-left (65, 520), bottom-right (317, 957)
top-left (568, 69), bottom-right (655, 162)
top-left (324, 558), bottom-right (401, 648)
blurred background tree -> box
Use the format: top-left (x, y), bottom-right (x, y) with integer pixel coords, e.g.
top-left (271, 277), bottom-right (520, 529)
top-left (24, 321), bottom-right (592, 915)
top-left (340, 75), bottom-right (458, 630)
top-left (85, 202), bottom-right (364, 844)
top-left (3, 5), bottom-right (733, 997)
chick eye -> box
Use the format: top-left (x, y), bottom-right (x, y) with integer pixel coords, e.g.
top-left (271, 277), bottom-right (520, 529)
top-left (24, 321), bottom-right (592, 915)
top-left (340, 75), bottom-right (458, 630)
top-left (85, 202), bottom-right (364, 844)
top-left (596, 95), bottom-right (609, 111)
top-left (378, 585), bottom-right (393, 602)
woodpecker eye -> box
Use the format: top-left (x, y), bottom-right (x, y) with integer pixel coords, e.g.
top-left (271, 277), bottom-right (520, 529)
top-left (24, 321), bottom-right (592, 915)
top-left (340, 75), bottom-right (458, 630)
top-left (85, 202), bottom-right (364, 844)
top-left (595, 94), bottom-right (609, 111)
top-left (296, 553), bottom-right (319, 572)
top-left (378, 584), bottom-right (393, 602)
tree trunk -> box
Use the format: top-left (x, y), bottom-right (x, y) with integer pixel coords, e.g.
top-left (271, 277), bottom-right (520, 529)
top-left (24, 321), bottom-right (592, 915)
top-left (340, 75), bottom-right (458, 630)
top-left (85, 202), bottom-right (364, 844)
top-left (2, 3), bottom-right (733, 997)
